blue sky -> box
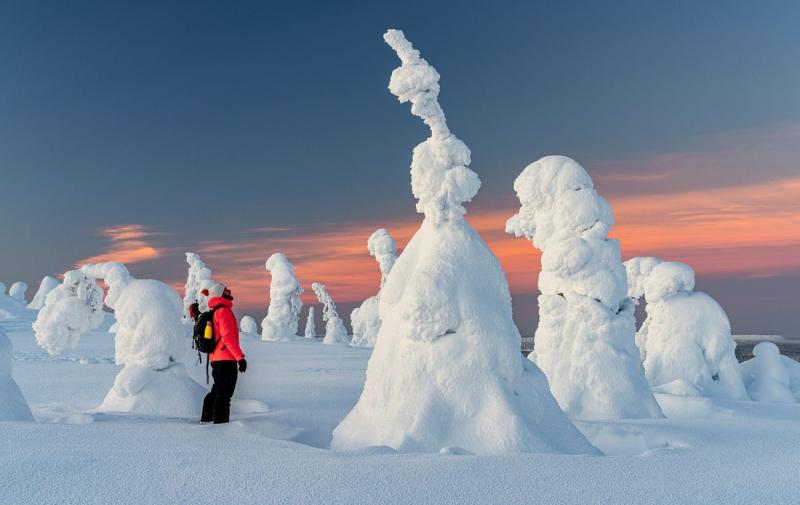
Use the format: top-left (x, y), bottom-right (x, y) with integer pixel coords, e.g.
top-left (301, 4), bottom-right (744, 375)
top-left (1, 0), bottom-right (799, 336)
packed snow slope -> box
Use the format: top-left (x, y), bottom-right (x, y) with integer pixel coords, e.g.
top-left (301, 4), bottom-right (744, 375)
top-left (3, 322), bottom-right (800, 505)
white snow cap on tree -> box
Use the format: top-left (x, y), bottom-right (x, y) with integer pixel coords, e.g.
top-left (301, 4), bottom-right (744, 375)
top-left (0, 327), bottom-right (33, 421)
top-left (625, 259), bottom-right (748, 400)
top-left (351, 228), bottom-right (398, 348)
top-left (33, 269), bottom-right (105, 355)
top-left (261, 253), bottom-right (303, 341)
top-left (9, 282), bottom-right (27, 303)
top-left (240, 315), bottom-right (258, 335)
top-left (333, 31), bottom-right (597, 455)
top-left (740, 342), bottom-right (800, 403)
top-left (312, 283), bottom-right (349, 345)
top-left (28, 276), bottom-right (60, 310)
top-left (507, 155), bottom-right (662, 420)
top-left (304, 306), bottom-right (316, 339)
top-left (183, 252), bottom-right (215, 319)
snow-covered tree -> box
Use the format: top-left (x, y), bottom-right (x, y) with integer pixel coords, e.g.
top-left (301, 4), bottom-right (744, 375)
top-left (34, 262), bottom-right (204, 417)
top-left (311, 283), bottom-right (349, 345)
top-left (625, 259), bottom-right (748, 400)
top-left (506, 155), bottom-right (662, 420)
top-left (350, 228), bottom-right (397, 348)
top-left (27, 276), bottom-right (60, 310)
top-left (332, 30), bottom-right (597, 455)
top-left (33, 269), bottom-right (105, 355)
top-left (9, 282), bottom-right (27, 303)
top-left (183, 252), bottom-right (215, 321)
top-left (261, 253), bottom-right (303, 342)
top-left (0, 327), bottom-right (33, 421)
top-left (740, 342), bottom-right (800, 403)
top-left (304, 306), bottom-right (316, 339)
top-left (240, 315), bottom-right (258, 337)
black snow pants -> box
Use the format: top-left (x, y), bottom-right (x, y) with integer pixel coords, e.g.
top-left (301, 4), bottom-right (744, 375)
top-left (201, 360), bottom-right (238, 424)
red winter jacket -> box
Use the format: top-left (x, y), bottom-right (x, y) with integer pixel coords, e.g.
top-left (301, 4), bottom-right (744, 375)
top-left (208, 297), bottom-right (245, 362)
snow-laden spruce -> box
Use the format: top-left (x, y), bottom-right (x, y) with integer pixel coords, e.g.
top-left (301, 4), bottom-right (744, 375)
top-left (33, 269), bottom-right (105, 355)
top-left (350, 228), bottom-right (397, 348)
top-left (183, 252), bottom-right (215, 320)
top-left (34, 262), bottom-right (204, 417)
top-left (332, 30), bottom-right (597, 455)
top-left (304, 306), bottom-right (316, 339)
top-left (740, 342), bottom-right (800, 403)
top-left (27, 276), bottom-right (60, 310)
top-left (312, 283), bottom-right (349, 345)
top-left (0, 326), bottom-right (33, 421)
top-left (507, 155), bottom-right (662, 420)
top-left (9, 282), bottom-right (27, 303)
top-left (625, 258), bottom-right (748, 400)
top-left (240, 315), bottom-right (259, 338)
top-left (261, 253), bottom-right (303, 342)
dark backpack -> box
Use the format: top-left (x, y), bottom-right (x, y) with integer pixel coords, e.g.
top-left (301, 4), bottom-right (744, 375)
top-left (192, 309), bottom-right (218, 383)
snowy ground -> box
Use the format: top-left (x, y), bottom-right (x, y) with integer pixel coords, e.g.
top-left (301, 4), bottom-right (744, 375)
top-left (3, 317), bottom-right (800, 505)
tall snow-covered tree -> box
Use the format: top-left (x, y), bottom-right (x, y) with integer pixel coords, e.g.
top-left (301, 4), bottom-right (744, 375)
top-left (350, 228), bottom-right (397, 348)
top-left (304, 306), bottom-right (316, 339)
top-left (261, 253), bottom-right (303, 341)
top-left (27, 276), bottom-right (60, 310)
top-left (311, 283), bottom-right (349, 345)
top-left (183, 252), bottom-right (215, 321)
top-left (332, 30), bottom-right (597, 455)
top-left (506, 155), bottom-right (662, 420)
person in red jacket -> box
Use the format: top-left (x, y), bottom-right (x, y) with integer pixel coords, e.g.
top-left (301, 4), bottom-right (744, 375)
top-left (200, 283), bottom-right (247, 424)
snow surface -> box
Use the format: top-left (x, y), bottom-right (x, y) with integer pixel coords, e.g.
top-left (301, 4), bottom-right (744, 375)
top-left (332, 31), bottom-right (596, 456)
top-left (4, 323), bottom-right (800, 504)
top-left (27, 275), bottom-right (59, 310)
top-left (626, 259), bottom-right (748, 400)
top-left (261, 253), bottom-right (303, 342)
top-left (304, 306), bottom-right (317, 339)
top-left (350, 228), bottom-right (397, 348)
top-left (312, 283), bottom-right (349, 345)
top-left (507, 155), bottom-right (662, 420)
top-left (0, 326), bottom-right (32, 421)
top-left (740, 342), bottom-right (800, 403)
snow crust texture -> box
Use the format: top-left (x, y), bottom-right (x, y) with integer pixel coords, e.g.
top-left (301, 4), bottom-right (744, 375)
top-left (312, 283), bottom-right (349, 345)
top-left (625, 258), bottom-right (748, 400)
top-left (351, 228), bottom-right (398, 348)
top-left (333, 30), bottom-right (598, 456)
top-left (261, 253), bottom-right (303, 342)
top-left (507, 155), bottom-right (662, 420)
top-left (27, 276), bottom-right (59, 309)
top-left (740, 342), bottom-right (800, 402)
top-left (0, 327), bottom-right (33, 421)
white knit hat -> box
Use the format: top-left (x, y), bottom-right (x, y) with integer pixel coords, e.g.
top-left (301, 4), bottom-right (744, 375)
top-left (207, 283), bottom-right (226, 298)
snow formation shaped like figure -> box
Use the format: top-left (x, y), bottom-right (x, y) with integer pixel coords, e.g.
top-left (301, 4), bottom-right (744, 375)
top-left (333, 30), bottom-right (598, 455)
top-left (740, 342), bottom-right (800, 403)
top-left (183, 252), bottom-right (215, 320)
top-left (261, 253), bottom-right (303, 342)
top-left (27, 276), bottom-right (60, 310)
top-left (350, 228), bottom-right (398, 348)
top-left (9, 282), bottom-right (27, 303)
top-left (33, 269), bottom-right (105, 355)
top-left (304, 307), bottom-right (316, 339)
top-left (506, 155), bottom-right (662, 420)
top-left (625, 258), bottom-right (748, 400)
top-left (240, 316), bottom-right (259, 337)
top-left (312, 283), bottom-right (349, 345)
top-left (0, 327), bottom-right (33, 421)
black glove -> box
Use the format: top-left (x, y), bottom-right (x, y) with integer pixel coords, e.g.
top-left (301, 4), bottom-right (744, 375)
top-left (238, 359), bottom-right (247, 373)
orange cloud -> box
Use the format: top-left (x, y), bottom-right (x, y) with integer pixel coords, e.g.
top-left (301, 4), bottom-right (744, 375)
top-left (76, 225), bottom-right (167, 267)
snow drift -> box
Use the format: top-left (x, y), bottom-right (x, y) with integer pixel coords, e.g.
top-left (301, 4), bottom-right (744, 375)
top-left (506, 155), bottom-right (662, 420)
top-left (740, 342), bottom-right (800, 403)
top-left (332, 30), bottom-right (597, 455)
top-left (624, 258), bottom-right (748, 400)
top-left (27, 276), bottom-right (60, 310)
top-left (0, 327), bottom-right (33, 421)
top-left (350, 228), bottom-right (397, 348)
top-left (312, 283), bottom-right (349, 345)
top-left (261, 253), bottom-right (303, 342)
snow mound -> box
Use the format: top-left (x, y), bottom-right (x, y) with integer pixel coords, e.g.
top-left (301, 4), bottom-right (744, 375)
top-left (507, 155), bottom-right (662, 420)
top-left (332, 30), bottom-right (598, 455)
top-left (9, 282), bottom-right (28, 303)
top-left (261, 253), bottom-right (303, 342)
top-left (97, 362), bottom-right (205, 417)
top-left (304, 306), bottom-right (316, 339)
top-left (240, 315), bottom-right (259, 339)
top-left (740, 342), bottom-right (799, 403)
top-left (312, 283), bottom-right (349, 345)
top-left (183, 252), bottom-right (216, 320)
top-left (351, 228), bottom-right (398, 348)
top-left (27, 276), bottom-right (60, 310)
top-left (626, 259), bottom-right (748, 400)
top-left (0, 327), bottom-right (33, 421)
